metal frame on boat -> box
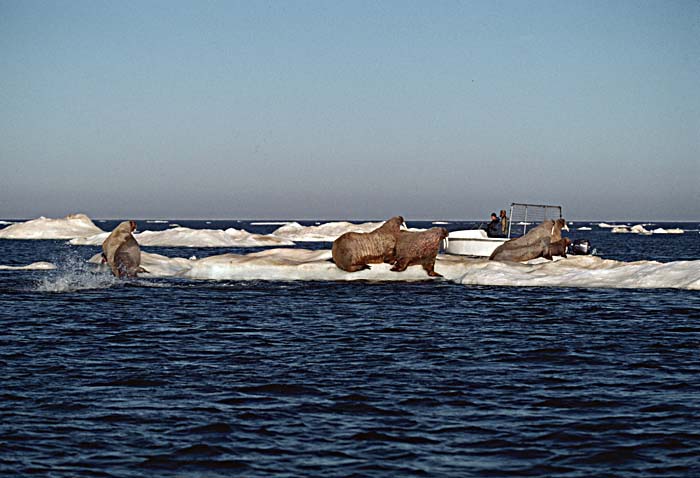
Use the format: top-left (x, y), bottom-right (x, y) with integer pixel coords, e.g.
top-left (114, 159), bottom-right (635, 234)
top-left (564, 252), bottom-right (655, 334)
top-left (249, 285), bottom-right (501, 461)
top-left (443, 203), bottom-right (563, 257)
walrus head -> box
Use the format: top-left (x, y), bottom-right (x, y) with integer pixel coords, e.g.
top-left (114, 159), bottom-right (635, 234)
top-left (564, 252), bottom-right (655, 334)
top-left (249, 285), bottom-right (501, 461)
top-left (557, 218), bottom-right (569, 232)
top-left (381, 216), bottom-right (405, 232)
top-left (129, 220), bottom-right (137, 232)
top-left (438, 227), bottom-right (449, 239)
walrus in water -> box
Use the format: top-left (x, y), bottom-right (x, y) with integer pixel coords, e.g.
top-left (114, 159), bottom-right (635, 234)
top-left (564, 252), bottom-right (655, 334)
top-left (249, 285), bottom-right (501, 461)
top-left (489, 218), bottom-right (569, 262)
top-left (101, 220), bottom-right (144, 278)
top-left (332, 216), bottom-right (404, 272)
top-left (391, 227), bottom-right (448, 277)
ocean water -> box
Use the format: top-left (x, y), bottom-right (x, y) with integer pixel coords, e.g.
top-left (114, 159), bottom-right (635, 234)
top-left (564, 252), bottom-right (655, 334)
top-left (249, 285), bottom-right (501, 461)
top-left (1, 220), bottom-right (699, 477)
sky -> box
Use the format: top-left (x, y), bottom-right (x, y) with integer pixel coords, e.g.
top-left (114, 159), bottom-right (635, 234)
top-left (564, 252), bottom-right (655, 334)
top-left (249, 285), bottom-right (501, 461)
top-left (1, 0), bottom-right (698, 221)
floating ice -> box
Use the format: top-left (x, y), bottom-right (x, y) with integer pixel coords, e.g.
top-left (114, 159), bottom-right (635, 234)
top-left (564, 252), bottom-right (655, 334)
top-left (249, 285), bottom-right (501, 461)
top-left (577, 227), bottom-right (592, 230)
top-left (250, 221), bottom-right (293, 226)
top-left (432, 221), bottom-right (450, 225)
top-left (612, 226), bottom-right (631, 233)
top-left (0, 220), bottom-right (15, 225)
top-left (84, 249), bottom-right (700, 290)
top-left (0, 214), bottom-right (104, 240)
top-left (70, 226), bottom-right (295, 248)
top-left (0, 261), bottom-right (56, 270)
top-left (611, 225), bottom-right (682, 235)
top-left (146, 220), bottom-right (169, 224)
top-left (271, 221), bottom-right (386, 242)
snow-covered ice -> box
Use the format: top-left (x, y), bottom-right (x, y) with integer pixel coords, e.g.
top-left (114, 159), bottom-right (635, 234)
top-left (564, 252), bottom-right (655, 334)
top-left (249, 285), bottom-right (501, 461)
top-left (0, 214), bottom-right (104, 240)
top-left (70, 226), bottom-right (294, 248)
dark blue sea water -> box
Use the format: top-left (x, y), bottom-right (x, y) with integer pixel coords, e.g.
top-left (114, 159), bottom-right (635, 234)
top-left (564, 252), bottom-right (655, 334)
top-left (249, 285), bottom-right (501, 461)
top-left (1, 220), bottom-right (699, 477)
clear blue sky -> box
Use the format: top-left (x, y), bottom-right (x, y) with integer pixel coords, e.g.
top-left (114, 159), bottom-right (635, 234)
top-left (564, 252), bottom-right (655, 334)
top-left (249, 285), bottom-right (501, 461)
top-left (1, 0), bottom-right (698, 220)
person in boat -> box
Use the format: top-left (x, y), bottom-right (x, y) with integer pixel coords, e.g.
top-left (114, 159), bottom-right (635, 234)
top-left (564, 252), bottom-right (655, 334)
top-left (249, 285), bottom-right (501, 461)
top-left (499, 209), bottom-right (509, 236)
top-left (485, 212), bottom-right (502, 237)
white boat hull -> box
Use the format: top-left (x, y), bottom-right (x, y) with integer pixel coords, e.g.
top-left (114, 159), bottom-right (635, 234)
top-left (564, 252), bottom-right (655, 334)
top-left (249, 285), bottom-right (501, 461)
top-left (443, 230), bottom-right (507, 257)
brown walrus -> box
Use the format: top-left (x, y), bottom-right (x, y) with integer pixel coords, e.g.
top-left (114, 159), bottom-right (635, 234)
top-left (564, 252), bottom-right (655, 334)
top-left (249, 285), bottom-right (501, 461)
top-left (332, 216), bottom-right (404, 272)
top-left (547, 237), bottom-right (571, 259)
top-left (489, 218), bottom-right (568, 262)
top-left (391, 227), bottom-right (448, 277)
top-left (101, 220), bottom-right (144, 278)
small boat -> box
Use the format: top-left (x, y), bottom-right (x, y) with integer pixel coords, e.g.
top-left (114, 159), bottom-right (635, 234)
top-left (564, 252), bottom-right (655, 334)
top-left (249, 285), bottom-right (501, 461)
top-left (443, 203), bottom-right (564, 257)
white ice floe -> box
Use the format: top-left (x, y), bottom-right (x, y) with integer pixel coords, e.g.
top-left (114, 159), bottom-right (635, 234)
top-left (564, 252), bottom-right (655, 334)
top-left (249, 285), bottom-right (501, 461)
top-left (146, 220), bottom-right (169, 224)
top-left (0, 214), bottom-right (104, 240)
top-left (84, 249), bottom-right (700, 290)
top-left (432, 221), bottom-right (450, 225)
top-left (0, 261), bottom-right (56, 270)
top-left (611, 225), bottom-right (683, 235)
top-left (250, 221), bottom-right (293, 226)
top-left (0, 220), bottom-right (15, 225)
top-left (70, 226), bottom-right (295, 248)
top-left (271, 221), bottom-right (386, 242)
top-left (446, 255), bottom-right (699, 290)
top-left (598, 223), bottom-right (622, 228)
top-left (577, 227), bottom-right (592, 231)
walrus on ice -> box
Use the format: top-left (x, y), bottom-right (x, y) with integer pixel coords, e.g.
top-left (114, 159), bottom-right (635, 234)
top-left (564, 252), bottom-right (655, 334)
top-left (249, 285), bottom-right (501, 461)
top-left (101, 220), bottom-right (144, 278)
top-left (332, 216), bottom-right (404, 272)
top-left (391, 227), bottom-right (448, 277)
top-left (489, 218), bottom-right (569, 262)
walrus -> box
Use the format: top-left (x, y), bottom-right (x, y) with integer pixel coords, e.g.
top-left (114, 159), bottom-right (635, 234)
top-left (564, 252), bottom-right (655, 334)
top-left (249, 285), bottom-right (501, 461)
top-left (331, 216), bottom-right (404, 272)
top-left (391, 227), bottom-right (448, 277)
top-left (547, 237), bottom-right (571, 259)
top-left (489, 218), bottom-right (568, 262)
top-left (101, 220), bottom-right (144, 278)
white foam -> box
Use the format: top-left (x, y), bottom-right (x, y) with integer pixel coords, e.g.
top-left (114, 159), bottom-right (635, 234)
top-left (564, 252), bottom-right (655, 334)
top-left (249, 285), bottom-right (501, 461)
top-left (35, 256), bottom-right (118, 293)
top-left (0, 261), bottom-right (56, 270)
top-left (271, 221), bottom-right (386, 242)
top-left (70, 226), bottom-right (294, 248)
top-left (0, 214), bottom-right (104, 240)
top-left (84, 249), bottom-right (700, 290)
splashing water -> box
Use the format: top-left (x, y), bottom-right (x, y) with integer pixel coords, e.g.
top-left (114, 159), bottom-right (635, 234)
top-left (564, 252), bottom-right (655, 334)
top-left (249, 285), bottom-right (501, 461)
top-left (35, 253), bottom-right (120, 293)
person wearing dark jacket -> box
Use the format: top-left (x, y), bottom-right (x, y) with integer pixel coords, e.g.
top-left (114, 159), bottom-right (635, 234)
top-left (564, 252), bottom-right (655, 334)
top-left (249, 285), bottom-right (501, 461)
top-left (486, 212), bottom-right (502, 237)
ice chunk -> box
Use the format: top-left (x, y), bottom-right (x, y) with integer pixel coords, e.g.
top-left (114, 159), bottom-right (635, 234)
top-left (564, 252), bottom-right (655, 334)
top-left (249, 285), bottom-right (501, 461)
top-left (0, 261), bottom-right (56, 270)
top-left (271, 221), bottom-right (386, 242)
top-left (630, 224), bottom-right (652, 235)
top-left (70, 226), bottom-right (295, 248)
top-left (84, 249), bottom-right (700, 290)
top-left (0, 214), bottom-right (104, 240)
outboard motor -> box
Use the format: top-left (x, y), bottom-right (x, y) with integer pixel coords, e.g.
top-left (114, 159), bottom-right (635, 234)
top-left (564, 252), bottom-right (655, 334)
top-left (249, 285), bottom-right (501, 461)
top-left (568, 239), bottom-right (592, 255)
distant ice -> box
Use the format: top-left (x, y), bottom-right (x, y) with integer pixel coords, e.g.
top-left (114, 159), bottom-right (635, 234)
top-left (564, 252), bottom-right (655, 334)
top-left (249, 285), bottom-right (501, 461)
top-left (0, 261), bottom-right (56, 270)
top-left (577, 227), bottom-right (592, 230)
top-left (250, 221), bottom-right (293, 226)
top-left (0, 214), bottom-right (104, 240)
top-left (82, 249), bottom-right (700, 290)
top-left (432, 221), bottom-right (450, 225)
top-left (70, 226), bottom-right (295, 248)
top-left (598, 223), bottom-right (625, 228)
top-left (611, 225), bottom-right (682, 235)
top-left (0, 220), bottom-right (15, 225)
top-left (271, 221), bottom-right (386, 242)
